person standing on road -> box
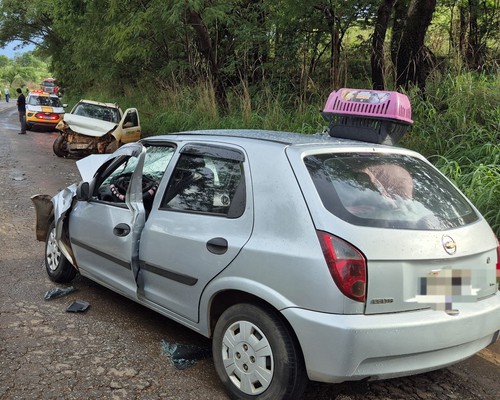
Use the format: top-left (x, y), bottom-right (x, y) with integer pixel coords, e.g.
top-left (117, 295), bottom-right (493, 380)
top-left (4, 87), bottom-right (10, 102)
top-left (16, 88), bottom-right (27, 134)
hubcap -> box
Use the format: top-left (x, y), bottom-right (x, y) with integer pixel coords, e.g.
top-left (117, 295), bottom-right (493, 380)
top-left (221, 320), bottom-right (273, 395)
top-left (46, 227), bottom-right (61, 271)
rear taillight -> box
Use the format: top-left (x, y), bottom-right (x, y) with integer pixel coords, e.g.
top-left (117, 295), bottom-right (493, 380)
top-left (35, 113), bottom-right (59, 120)
top-left (317, 231), bottom-right (367, 302)
top-left (496, 238), bottom-right (500, 278)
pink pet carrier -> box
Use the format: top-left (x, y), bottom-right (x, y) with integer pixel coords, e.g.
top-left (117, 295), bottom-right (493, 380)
top-left (321, 88), bottom-right (413, 145)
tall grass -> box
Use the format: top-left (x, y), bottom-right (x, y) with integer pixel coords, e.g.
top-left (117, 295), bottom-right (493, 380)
top-left (402, 73), bottom-right (500, 236)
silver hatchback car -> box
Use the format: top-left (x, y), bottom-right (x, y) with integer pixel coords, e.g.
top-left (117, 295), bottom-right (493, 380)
top-left (33, 128), bottom-right (500, 399)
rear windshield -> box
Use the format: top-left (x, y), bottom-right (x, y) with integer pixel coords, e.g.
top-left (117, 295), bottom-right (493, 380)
top-left (304, 153), bottom-right (479, 230)
top-left (28, 95), bottom-right (62, 107)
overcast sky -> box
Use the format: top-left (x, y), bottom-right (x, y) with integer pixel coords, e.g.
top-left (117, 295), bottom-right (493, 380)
top-left (0, 41), bottom-right (35, 58)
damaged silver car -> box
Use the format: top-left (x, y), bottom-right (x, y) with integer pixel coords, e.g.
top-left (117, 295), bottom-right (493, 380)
top-left (53, 99), bottom-right (141, 157)
top-left (32, 89), bottom-right (500, 400)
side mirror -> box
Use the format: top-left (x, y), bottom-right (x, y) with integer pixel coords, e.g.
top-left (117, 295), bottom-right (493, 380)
top-left (76, 182), bottom-right (91, 201)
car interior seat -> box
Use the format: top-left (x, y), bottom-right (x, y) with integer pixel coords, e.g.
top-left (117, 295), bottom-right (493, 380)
top-left (163, 156), bottom-right (215, 212)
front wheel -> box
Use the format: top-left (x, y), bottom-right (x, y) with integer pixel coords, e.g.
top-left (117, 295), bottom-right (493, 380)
top-left (53, 135), bottom-right (69, 157)
top-left (212, 303), bottom-right (307, 400)
top-left (45, 221), bottom-right (77, 283)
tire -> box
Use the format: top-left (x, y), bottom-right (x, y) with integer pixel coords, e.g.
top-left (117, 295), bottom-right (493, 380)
top-left (45, 221), bottom-right (77, 283)
top-left (26, 122), bottom-right (33, 131)
top-left (213, 303), bottom-right (307, 400)
top-left (53, 135), bottom-right (69, 157)
top-left (105, 139), bottom-right (120, 154)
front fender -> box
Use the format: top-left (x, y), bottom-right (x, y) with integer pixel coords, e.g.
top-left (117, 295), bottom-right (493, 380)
top-left (52, 183), bottom-right (78, 223)
top-left (31, 184), bottom-right (78, 260)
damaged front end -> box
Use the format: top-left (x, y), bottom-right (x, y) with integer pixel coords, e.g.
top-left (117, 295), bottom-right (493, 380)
top-left (54, 120), bottom-right (119, 157)
top-left (31, 183), bottom-right (79, 267)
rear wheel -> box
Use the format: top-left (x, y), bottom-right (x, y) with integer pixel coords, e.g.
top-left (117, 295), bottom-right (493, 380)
top-left (45, 221), bottom-right (77, 283)
top-left (53, 135), bottom-right (69, 157)
top-left (26, 122), bottom-right (33, 131)
top-left (213, 303), bottom-right (307, 400)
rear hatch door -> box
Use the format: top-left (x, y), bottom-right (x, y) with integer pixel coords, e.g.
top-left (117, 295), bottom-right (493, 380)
top-left (287, 144), bottom-right (498, 314)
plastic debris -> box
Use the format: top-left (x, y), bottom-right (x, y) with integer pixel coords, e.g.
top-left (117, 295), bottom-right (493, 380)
top-left (66, 300), bottom-right (90, 313)
top-left (44, 286), bottom-right (76, 300)
top-left (160, 340), bottom-right (212, 370)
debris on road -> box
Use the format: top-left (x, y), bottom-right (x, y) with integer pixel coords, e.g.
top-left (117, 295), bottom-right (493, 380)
top-left (44, 286), bottom-right (76, 300)
top-left (161, 340), bottom-right (212, 370)
top-left (66, 300), bottom-right (90, 313)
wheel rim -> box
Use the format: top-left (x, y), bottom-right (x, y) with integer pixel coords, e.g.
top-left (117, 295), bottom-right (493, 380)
top-left (221, 320), bottom-right (274, 395)
top-left (46, 227), bottom-right (61, 272)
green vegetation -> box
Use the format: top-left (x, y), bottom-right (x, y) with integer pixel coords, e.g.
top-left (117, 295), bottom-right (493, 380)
top-left (404, 73), bottom-right (500, 236)
top-left (0, 53), bottom-right (49, 90)
top-left (0, 0), bottom-right (497, 236)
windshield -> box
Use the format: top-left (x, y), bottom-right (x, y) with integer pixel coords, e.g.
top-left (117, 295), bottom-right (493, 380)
top-left (305, 153), bottom-right (479, 230)
top-left (72, 103), bottom-right (121, 123)
top-left (43, 81), bottom-right (55, 88)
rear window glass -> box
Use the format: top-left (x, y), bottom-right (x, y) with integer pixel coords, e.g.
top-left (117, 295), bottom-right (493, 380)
top-left (28, 95), bottom-right (62, 107)
top-left (304, 153), bottom-right (478, 230)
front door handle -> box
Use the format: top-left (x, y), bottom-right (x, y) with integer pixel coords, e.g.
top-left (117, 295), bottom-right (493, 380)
top-left (207, 237), bottom-right (228, 254)
top-left (113, 223), bottom-right (131, 237)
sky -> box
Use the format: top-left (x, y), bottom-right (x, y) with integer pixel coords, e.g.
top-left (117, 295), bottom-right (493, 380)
top-left (0, 41), bottom-right (35, 58)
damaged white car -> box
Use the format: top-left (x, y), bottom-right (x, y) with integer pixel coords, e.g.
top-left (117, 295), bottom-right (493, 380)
top-left (32, 89), bottom-right (500, 400)
top-left (53, 99), bottom-right (141, 158)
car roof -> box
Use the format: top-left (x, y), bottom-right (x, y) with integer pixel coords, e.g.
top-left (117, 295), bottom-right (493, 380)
top-left (145, 129), bottom-right (404, 150)
top-left (27, 91), bottom-right (59, 98)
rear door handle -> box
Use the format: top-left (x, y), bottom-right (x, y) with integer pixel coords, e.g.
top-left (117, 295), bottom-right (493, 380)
top-left (207, 237), bottom-right (228, 254)
top-left (113, 223), bottom-right (131, 237)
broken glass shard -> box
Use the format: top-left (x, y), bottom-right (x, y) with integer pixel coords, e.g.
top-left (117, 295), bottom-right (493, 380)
top-left (44, 286), bottom-right (76, 300)
top-left (160, 340), bottom-right (212, 370)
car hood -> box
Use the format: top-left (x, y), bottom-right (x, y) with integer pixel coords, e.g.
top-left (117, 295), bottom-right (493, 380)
top-left (62, 113), bottom-right (117, 137)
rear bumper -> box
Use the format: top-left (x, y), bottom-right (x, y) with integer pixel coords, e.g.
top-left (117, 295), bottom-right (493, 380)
top-left (283, 292), bottom-right (500, 383)
top-left (26, 117), bottom-right (61, 128)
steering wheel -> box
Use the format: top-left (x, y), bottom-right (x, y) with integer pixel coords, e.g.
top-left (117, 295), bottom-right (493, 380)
top-left (109, 172), bottom-right (158, 201)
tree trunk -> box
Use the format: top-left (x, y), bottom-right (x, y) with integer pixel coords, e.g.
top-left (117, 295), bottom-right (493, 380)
top-left (390, 0), bottom-right (410, 68)
top-left (330, 26), bottom-right (341, 88)
top-left (185, 9), bottom-right (228, 112)
top-left (371, 0), bottom-right (397, 90)
top-left (465, 0), bottom-right (485, 70)
top-left (459, 4), bottom-right (467, 60)
top-left (395, 0), bottom-right (437, 91)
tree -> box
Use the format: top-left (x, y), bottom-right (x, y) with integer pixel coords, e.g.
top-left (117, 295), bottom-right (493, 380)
top-left (371, 0), bottom-right (397, 89)
top-left (0, 0), bottom-right (63, 52)
top-left (395, 0), bottom-right (437, 91)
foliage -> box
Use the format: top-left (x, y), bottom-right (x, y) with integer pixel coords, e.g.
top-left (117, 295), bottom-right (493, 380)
top-left (0, 51), bottom-right (49, 87)
top-left (0, 0), bottom-right (497, 235)
top-left (402, 73), bottom-right (500, 236)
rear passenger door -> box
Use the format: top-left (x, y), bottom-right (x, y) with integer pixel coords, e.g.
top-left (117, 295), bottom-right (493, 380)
top-left (138, 143), bottom-right (253, 322)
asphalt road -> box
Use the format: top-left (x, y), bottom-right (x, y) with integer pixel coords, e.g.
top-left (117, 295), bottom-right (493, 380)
top-left (0, 102), bottom-right (499, 400)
